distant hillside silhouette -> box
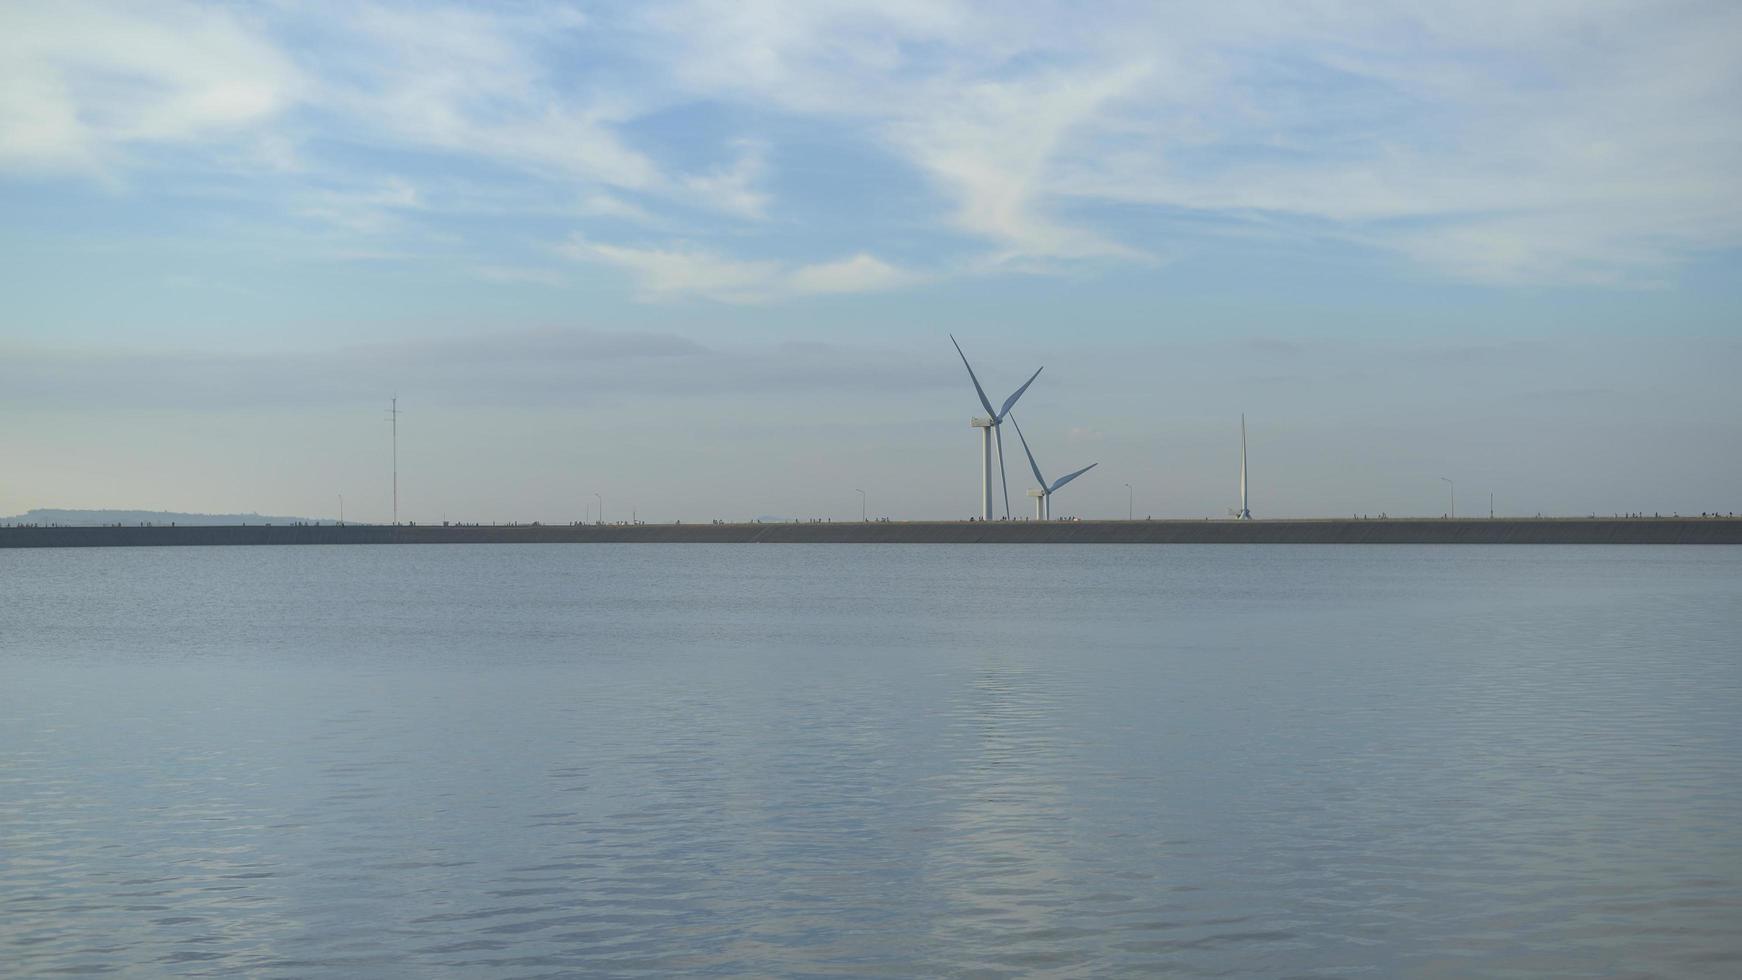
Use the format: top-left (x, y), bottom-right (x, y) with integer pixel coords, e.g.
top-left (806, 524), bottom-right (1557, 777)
top-left (2, 508), bottom-right (321, 526)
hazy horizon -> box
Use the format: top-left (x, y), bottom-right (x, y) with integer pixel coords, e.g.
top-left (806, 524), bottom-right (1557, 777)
top-left (4, 2), bottom-right (1739, 523)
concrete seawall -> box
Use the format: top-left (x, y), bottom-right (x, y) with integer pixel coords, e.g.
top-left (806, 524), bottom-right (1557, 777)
top-left (3, 518), bottom-right (1739, 548)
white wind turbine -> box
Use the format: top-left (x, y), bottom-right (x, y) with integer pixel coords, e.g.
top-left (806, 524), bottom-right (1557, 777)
top-left (950, 335), bottom-right (1042, 520)
top-left (1009, 414), bottom-right (1097, 520)
top-left (1237, 413), bottom-right (1253, 519)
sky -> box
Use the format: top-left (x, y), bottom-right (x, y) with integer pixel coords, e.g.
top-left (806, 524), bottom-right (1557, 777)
top-left (2, 0), bottom-right (1739, 523)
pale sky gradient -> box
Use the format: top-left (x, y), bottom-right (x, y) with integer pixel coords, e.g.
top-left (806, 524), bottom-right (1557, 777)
top-left (3, 1), bottom-right (1739, 522)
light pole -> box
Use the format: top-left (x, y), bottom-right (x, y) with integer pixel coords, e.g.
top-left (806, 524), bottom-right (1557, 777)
top-left (1124, 483), bottom-right (1133, 521)
top-left (338, 493), bottom-right (344, 525)
top-left (1441, 477), bottom-right (1455, 519)
top-left (855, 488), bottom-right (866, 522)
top-left (386, 396), bottom-right (400, 525)
top-left (1489, 492), bottom-right (1494, 519)
top-left (594, 492), bottom-right (603, 525)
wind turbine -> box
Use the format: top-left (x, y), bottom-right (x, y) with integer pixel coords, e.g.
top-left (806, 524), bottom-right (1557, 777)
top-left (1009, 414), bottom-right (1097, 520)
top-left (950, 335), bottom-right (1042, 520)
top-left (1237, 413), bottom-right (1252, 520)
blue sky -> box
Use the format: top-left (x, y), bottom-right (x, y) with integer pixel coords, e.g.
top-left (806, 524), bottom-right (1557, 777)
top-left (2, 1), bottom-right (1739, 522)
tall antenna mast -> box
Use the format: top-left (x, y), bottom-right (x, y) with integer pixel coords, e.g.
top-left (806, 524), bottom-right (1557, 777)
top-left (387, 396), bottom-right (400, 525)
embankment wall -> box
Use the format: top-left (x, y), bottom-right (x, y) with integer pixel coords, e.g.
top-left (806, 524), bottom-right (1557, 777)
top-left (3, 518), bottom-right (1739, 548)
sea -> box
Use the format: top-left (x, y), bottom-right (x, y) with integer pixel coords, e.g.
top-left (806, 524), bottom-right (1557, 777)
top-left (2, 544), bottom-right (1739, 978)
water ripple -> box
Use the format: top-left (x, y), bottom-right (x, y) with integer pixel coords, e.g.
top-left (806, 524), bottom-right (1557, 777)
top-left (1, 544), bottom-right (1738, 976)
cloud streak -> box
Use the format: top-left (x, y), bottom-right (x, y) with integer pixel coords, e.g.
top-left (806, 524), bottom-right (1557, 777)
top-left (0, 1), bottom-right (297, 175)
top-left (559, 236), bottom-right (919, 303)
top-left (2, 0), bottom-right (1739, 291)
top-left (635, 0), bottom-right (1742, 283)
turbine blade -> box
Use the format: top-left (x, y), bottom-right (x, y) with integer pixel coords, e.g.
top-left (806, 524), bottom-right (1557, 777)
top-left (1049, 462), bottom-right (1098, 492)
top-left (997, 366), bottom-right (1043, 420)
top-left (995, 423), bottom-right (1011, 518)
top-left (1008, 414), bottom-right (1048, 489)
top-left (950, 334), bottom-right (997, 419)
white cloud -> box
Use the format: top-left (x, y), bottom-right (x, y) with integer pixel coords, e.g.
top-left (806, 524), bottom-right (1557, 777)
top-left (785, 253), bottom-right (916, 295)
top-left (577, 192), bottom-right (657, 222)
top-left (560, 237), bottom-right (782, 302)
top-left (636, 0), bottom-right (1742, 284)
top-left (294, 176), bottom-right (422, 233)
top-left (0, 0), bottom-right (298, 174)
top-left (560, 236), bottom-right (917, 303)
top-left (314, 3), bottom-right (658, 191)
top-left (0, 2), bottom-right (733, 208)
top-left (472, 265), bottom-right (569, 287)
top-left (3, 1), bottom-right (1740, 289)
top-left (680, 140), bottom-right (771, 218)
top-left (889, 63), bottom-right (1156, 264)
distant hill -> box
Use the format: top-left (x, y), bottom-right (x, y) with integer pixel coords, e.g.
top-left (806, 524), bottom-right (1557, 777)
top-left (2, 508), bottom-right (322, 526)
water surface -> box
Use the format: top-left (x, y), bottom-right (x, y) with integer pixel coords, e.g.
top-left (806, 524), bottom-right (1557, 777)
top-left (3, 545), bottom-right (1739, 977)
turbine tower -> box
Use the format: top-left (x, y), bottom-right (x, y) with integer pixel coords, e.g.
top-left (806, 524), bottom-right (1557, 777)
top-left (1010, 414), bottom-right (1097, 520)
top-left (950, 335), bottom-right (1042, 520)
top-left (1235, 413), bottom-right (1253, 519)
top-left (387, 395), bottom-right (401, 525)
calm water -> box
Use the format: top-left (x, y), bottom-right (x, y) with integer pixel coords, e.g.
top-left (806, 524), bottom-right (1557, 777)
top-left (2, 545), bottom-right (1739, 978)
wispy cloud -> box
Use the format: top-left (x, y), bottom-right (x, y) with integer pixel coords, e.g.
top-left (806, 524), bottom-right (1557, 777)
top-left (559, 237), bottom-right (783, 303)
top-left (679, 140), bottom-right (771, 219)
top-left (3, 0), bottom-right (1739, 291)
top-left (634, 0), bottom-right (1742, 284)
top-left (888, 62), bottom-right (1158, 264)
top-left (294, 176), bottom-right (422, 233)
top-left (786, 253), bottom-right (917, 296)
top-left (312, 3), bottom-right (659, 190)
top-left (559, 236), bottom-right (919, 303)
top-left (471, 265), bottom-right (569, 287)
top-left (0, 0), bottom-right (298, 175)
top-left (576, 192), bottom-right (657, 223)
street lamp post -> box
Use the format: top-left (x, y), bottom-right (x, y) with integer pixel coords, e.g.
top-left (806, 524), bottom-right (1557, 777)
top-left (855, 488), bottom-right (866, 522)
top-left (1441, 477), bottom-right (1455, 519)
top-left (594, 492), bottom-right (603, 525)
top-left (1124, 483), bottom-right (1132, 520)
